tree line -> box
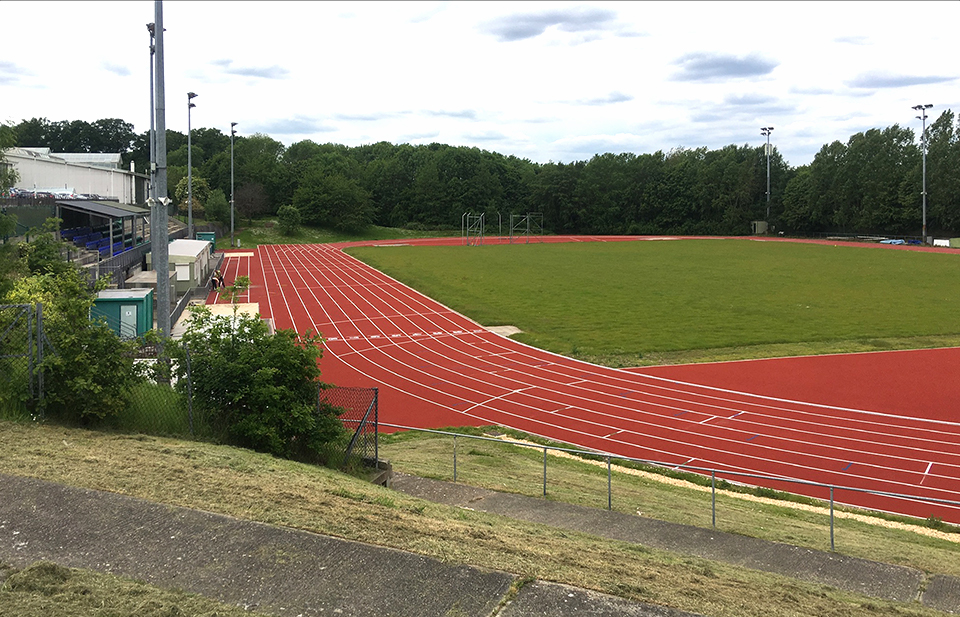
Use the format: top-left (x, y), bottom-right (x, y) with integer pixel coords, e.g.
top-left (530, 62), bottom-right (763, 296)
top-left (8, 112), bottom-right (960, 237)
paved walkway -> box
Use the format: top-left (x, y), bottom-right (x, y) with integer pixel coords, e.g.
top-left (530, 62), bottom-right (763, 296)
top-left (0, 473), bottom-right (699, 616)
top-left (1, 472), bottom-right (958, 615)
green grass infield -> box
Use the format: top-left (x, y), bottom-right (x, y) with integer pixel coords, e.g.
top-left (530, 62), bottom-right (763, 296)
top-left (347, 238), bottom-right (960, 366)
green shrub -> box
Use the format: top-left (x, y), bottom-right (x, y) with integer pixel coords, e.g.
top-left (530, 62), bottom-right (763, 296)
top-left (167, 280), bottom-right (346, 462)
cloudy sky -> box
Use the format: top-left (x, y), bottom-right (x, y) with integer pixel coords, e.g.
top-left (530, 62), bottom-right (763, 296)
top-left (2, 1), bottom-right (956, 166)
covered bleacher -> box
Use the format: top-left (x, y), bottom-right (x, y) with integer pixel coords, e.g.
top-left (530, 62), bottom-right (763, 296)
top-left (56, 199), bottom-right (151, 258)
top-left (55, 199), bottom-right (188, 289)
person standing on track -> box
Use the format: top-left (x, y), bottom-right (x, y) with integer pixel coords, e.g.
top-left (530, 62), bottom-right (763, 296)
top-left (212, 269), bottom-right (223, 290)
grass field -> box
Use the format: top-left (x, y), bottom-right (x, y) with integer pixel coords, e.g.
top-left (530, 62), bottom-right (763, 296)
top-left (348, 239), bottom-right (960, 365)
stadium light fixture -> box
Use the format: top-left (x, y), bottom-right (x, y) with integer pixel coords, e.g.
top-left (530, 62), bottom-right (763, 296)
top-left (187, 92), bottom-right (197, 238)
top-left (761, 127), bottom-right (774, 221)
top-left (147, 23), bottom-right (156, 197)
top-left (230, 122), bottom-right (237, 248)
top-left (912, 104), bottom-right (933, 244)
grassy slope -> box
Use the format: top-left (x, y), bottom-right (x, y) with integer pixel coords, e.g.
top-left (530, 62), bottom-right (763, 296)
top-left (347, 239), bottom-right (960, 366)
top-left (1, 421), bottom-right (958, 617)
top-left (225, 220), bottom-right (457, 250)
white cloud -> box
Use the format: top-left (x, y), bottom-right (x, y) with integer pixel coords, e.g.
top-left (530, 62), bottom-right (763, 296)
top-left (0, 1), bottom-right (957, 167)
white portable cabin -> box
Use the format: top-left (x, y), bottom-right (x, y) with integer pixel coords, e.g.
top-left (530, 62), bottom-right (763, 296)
top-left (147, 239), bottom-right (214, 294)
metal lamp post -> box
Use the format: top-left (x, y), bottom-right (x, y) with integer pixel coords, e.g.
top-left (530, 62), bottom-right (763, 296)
top-left (147, 23), bottom-right (156, 197)
top-left (187, 91), bottom-right (197, 238)
top-left (913, 104), bottom-right (933, 244)
top-left (230, 122), bottom-right (237, 247)
top-left (761, 126), bottom-right (774, 221)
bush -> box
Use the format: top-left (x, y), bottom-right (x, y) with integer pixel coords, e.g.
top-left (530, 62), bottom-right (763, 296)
top-left (4, 243), bottom-right (142, 423)
top-left (277, 204), bottom-right (301, 236)
top-left (168, 282), bottom-right (345, 462)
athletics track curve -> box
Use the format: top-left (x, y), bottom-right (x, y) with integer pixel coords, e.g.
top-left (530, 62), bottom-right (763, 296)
top-left (207, 236), bottom-right (960, 525)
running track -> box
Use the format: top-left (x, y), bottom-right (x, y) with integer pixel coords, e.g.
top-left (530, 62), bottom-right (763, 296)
top-left (208, 237), bottom-right (960, 524)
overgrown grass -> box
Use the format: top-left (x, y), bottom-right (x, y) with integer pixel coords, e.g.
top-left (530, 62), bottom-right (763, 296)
top-left (109, 382), bottom-right (193, 436)
top-left (0, 561), bottom-right (268, 617)
top-left (0, 419), bottom-right (956, 617)
top-left (379, 427), bottom-right (960, 573)
top-left (347, 239), bottom-right (960, 365)
top-left (219, 219), bottom-right (457, 250)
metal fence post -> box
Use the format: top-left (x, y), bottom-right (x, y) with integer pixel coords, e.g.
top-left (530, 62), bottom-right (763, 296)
top-left (453, 435), bottom-right (458, 482)
top-left (712, 471), bottom-right (716, 528)
top-left (36, 303), bottom-right (45, 405)
top-left (830, 486), bottom-right (835, 551)
top-left (373, 388), bottom-right (379, 463)
top-left (183, 343), bottom-right (194, 435)
top-left (27, 305), bottom-right (35, 400)
top-left (607, 456), bottom-right (612, 510)
top-left (710, 469), bottom-right (717, 529)
top-left (543, 447), bottom-right (547, 496)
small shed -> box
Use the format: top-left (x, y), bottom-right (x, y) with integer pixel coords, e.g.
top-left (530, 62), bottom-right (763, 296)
top-left (147, 238), bottom-right (213, 294)
top-left (91, 288), bottom-right (154, 339)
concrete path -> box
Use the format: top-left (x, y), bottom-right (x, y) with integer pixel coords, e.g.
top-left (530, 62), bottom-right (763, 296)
top-left (0, 473), bottom-right (698, 617)
top-left (2, 471), bottom-right (959, 615)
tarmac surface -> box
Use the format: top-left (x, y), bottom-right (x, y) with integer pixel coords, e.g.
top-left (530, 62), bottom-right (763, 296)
top-left (0, 471), bottom-right (958, 616)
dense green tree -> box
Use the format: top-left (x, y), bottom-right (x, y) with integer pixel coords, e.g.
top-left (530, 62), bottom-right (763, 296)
top-left (925, 110), bottom-right (960, 234)
top-left (293, 171), bottom-right (372, 232)
top-left (780, 167), bottom-right (817, 232)
top-left (235, 182), bottom-right (271, 223)
top-left (205, 189), bottom-right (230, 227)
top-left (277, 204), bottom-right (302, 236)
top-left (12, 117), bottom-right (136, 154)
top-left (1, 123), bottom-right (21, 193)
top-left (3, 220), bottom-right (141, 422)
top-left (174, 176), bottom-right (212, 217)
top-left (7, 111), bottom-right (960, 238)
top-left (235, 133), bottom-right (286, 213)
top-left (168, 283), bottom-right (344, 462)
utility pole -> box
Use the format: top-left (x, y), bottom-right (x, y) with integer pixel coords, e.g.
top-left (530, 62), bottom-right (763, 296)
top-left (150, 0), bottom-right (171, 338)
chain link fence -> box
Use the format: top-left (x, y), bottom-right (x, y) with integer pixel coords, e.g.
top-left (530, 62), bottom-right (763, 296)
top-left (318, 386), bottom-right (379, 469)
top-left (1, 303), bottom-right (380, 472)
top-left (0, 304), bottom-right (55, 419)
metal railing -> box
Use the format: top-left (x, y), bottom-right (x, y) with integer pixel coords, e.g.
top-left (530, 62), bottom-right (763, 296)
top-left (381, 423), bottom-right (960, 551)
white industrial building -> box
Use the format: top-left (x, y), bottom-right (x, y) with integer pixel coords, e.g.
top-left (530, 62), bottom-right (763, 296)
top-left (3, 147), bottom-right (147, 205)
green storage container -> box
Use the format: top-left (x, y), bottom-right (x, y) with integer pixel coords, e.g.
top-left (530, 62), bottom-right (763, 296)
top-left (91, 288), bottom-right (154, 339)
top-left (196, 231), bottom-right (216, 254)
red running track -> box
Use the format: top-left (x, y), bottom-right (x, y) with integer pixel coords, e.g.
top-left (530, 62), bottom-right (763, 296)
top-left (208, 237), bottom-right (960, 524)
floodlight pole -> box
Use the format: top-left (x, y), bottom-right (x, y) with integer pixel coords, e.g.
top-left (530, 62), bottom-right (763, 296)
top-left (152, 0), bottom-right (171, 339)
top-left (147, 23), bottom-right (156, 195)
top-left (761, 127), bottom-right (774, 221)
top-left (187, 91), bottom-right (197, 239)
top-left (913, 104), bottom-right (933, 245)
top-left (230, 122), bottom-right (237, 247)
